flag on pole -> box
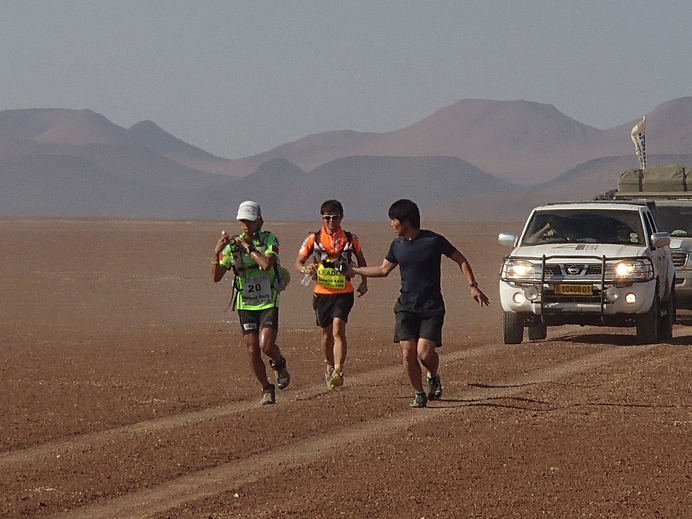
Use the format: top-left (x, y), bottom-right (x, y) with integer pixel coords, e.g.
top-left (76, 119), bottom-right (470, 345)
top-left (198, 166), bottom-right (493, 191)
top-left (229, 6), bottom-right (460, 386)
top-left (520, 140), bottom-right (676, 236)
top-left (631, 116), bottom-right (646, 170)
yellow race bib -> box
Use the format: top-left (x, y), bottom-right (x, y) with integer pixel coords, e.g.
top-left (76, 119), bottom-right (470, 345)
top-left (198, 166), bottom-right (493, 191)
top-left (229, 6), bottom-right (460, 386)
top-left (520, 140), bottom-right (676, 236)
top-left (316, 264), bottom-right (346, 289)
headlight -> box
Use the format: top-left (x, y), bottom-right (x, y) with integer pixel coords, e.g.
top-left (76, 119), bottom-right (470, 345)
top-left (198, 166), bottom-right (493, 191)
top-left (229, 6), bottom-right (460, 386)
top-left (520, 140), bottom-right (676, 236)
top-left (503, 259), bottom-right (538, 279)
top-left (612, 260), bottom-right (652, 280)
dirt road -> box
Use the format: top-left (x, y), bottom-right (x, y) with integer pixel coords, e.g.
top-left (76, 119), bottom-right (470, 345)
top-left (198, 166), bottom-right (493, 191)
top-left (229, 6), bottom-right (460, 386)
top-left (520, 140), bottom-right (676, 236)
top-left (2, 218), bottom-right (691, 518)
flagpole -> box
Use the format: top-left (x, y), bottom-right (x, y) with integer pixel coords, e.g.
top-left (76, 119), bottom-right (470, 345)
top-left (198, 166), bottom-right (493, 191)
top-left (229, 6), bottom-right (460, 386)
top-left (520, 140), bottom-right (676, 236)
top-left (631, 116), bottom-right (646, 170)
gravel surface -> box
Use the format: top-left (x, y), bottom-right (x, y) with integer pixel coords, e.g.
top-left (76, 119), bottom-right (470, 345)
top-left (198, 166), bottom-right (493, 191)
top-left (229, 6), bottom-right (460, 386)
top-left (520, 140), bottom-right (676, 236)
top-left (2, 218), bottom-right (691, 518)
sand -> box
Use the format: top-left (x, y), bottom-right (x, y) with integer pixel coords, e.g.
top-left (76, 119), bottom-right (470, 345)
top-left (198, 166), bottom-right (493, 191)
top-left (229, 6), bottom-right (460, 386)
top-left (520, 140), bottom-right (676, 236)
top-left (2, 217), bottom-right (691, 518)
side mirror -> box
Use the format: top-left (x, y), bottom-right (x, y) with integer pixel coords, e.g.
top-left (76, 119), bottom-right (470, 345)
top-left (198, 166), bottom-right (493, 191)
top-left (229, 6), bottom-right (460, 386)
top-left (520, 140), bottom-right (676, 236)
top-left (498, 232), bottom-right (518, 247)
top-left (651, 232), bottom-right (671, 248)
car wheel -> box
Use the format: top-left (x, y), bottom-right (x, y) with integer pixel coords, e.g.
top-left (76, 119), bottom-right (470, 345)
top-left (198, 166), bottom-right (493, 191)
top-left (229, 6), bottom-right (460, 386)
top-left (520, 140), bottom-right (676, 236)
top-left (658, 286), bottom-right (675, 341)
top-left (528, 322), bottom-right (547, 341)
top-left (502, 311), bottom-right (524, 344)
top-left (635, 296), bottom-right (659, 344)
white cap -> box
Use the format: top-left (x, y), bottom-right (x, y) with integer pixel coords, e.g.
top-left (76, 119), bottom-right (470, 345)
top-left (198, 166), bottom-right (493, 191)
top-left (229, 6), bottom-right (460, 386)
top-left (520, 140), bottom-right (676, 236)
top-left (236, 200), bottom-right (262, 221)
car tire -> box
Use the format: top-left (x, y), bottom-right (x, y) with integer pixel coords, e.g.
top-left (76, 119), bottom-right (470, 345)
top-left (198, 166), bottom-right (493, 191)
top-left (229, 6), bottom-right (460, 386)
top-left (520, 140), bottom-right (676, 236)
top-left (658, 285), bottom-right (675, 341)
top-left (528, 322), bottom-right (547, 341)
top-left (635, 296), bottom-right (659, 344)
top-left (502, 311), bottom-right (524, 344)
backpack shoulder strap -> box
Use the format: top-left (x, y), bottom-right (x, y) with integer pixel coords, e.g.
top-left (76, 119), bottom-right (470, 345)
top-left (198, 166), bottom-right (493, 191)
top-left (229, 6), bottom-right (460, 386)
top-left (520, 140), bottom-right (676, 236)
top-left (312, 229), bottom-right (354, 256)
top-left (260, 230), bottom-right (284, 285)
top-left (312, 229), bottom-right (322, 253)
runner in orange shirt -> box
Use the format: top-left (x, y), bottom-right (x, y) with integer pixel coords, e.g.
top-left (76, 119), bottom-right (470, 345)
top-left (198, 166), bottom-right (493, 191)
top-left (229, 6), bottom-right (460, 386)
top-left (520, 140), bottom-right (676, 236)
top-left (294, 200), bottom-right (368, 390)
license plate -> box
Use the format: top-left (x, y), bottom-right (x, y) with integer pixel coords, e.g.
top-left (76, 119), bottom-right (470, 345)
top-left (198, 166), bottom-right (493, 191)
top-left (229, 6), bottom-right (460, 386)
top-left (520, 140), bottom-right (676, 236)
top-left (555, 284), bottom-right (593, 295)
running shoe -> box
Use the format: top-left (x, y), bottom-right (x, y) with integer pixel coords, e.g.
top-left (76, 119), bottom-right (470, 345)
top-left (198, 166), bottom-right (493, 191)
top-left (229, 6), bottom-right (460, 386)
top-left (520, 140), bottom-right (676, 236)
top-left (410, 391), bottom-right (428, 408)
top-left (427, 374), bottom-right (443, 400)
top-left (269, 356), bottom-right (291, 390)
top-left (327, 369), bottom-right (344, 390)
top-left (260, 384), bottom-right (276, 405)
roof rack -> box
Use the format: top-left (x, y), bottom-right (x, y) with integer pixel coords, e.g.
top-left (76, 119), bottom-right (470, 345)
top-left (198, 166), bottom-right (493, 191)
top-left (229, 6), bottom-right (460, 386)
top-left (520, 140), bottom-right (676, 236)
top-left (613, 192), bottom-right (692, 200)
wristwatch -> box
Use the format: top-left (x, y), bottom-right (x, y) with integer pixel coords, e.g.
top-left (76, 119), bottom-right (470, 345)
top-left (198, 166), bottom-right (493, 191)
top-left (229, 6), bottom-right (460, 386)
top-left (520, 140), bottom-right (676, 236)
top-left (469, 281), bottom-right (479, 288)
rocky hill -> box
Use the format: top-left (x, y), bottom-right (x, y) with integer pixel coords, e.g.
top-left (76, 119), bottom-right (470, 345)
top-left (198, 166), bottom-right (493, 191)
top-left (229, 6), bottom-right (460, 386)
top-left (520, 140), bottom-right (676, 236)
top-left (1, 98), bottom-right (690, 220)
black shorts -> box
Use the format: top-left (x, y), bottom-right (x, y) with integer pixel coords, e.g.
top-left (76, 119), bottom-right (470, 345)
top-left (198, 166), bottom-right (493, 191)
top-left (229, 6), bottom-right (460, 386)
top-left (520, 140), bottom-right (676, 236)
top-left (313, 292), bottom-right (355, 328)
top-left (238, 307), bottom-right (279, 335)
top-left (393, 298), bottom-right (445, 346)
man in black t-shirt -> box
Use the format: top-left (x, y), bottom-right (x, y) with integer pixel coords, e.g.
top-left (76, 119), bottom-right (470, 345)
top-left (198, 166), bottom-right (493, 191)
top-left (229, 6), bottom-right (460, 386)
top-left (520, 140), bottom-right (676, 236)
top-left (348, 199), bottom-right (490, 408)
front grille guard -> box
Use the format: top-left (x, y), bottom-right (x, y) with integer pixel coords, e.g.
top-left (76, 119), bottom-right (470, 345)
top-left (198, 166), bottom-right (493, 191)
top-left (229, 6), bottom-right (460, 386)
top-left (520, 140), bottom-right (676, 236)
top-left (500, 254), bottom-right (655, 317)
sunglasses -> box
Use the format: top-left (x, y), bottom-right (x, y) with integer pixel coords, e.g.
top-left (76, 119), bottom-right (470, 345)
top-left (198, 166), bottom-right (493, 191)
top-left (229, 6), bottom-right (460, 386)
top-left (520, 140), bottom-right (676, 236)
top-left (322, 214), bottom-right (342, 221)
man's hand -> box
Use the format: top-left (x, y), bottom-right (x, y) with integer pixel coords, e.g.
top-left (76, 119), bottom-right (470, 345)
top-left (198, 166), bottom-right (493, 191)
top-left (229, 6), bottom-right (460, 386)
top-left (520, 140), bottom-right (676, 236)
top-left (214, 231), bottom-right (230, 256)
top-left (344, 263), bottom-right (358, 279)
top-left (471, 286), bottom-right (490, 306)
top-left (235, 235), bottom-right (252, 251)
top-left (356, 281), bottom-right (368, 297)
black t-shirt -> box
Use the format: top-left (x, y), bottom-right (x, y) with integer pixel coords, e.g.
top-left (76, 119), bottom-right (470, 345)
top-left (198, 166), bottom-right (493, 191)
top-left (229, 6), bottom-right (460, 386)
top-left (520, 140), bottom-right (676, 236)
top-left (385, 229), bottom-right (457, 309)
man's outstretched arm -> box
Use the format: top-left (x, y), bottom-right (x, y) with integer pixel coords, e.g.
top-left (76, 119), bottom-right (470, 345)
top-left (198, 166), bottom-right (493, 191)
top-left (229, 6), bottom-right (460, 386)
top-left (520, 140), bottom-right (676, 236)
top-left (349, 258), bottom-right (397, 278)
top-left (450, 250), bottom-right (490, 306)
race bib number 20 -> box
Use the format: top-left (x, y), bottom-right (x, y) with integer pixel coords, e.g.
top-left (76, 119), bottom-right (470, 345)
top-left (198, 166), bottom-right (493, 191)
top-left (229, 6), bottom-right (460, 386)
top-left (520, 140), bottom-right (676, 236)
top-left (241, 273), bottom-right (272, 305)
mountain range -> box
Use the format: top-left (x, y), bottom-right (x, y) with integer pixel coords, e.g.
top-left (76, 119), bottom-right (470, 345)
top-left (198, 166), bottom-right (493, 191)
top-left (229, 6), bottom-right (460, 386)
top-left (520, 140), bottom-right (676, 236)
top-left (1, 97), bottom-right (691, 221)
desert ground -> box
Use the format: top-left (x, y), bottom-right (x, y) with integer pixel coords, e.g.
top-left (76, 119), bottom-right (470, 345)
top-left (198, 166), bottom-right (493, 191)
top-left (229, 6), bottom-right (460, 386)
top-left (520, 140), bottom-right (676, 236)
top-left (2, 217), bottom-right (692, 519)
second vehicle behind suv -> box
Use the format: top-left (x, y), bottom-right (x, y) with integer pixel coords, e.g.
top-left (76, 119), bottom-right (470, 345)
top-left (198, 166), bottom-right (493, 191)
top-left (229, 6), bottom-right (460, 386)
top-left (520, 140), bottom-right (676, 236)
top-left (612, 163), bottom-right (692, 307)
top-left (646, 199), bottom-right (692, 306)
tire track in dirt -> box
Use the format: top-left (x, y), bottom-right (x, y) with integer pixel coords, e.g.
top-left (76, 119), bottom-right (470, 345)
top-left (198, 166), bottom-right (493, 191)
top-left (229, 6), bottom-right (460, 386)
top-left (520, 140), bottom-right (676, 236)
top-left (48, 343), bottom-right (655, 519)
top-left (0, 343), bottom-right (511, 470)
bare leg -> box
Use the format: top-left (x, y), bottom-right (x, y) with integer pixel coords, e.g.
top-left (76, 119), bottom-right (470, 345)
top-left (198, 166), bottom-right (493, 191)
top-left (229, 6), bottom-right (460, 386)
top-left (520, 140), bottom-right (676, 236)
top-left (320, 325), bottom-right (335, 370)
top-left (400, 338), bottom-right (423, 392)
top-left (259, 326), bottom-right (281, 362)
top-left (332, 317), bottom-right (347, 371)
top-left (243, 332), bottom-right (269, 387)
top-left (418, 338), bottom-right (439, 378)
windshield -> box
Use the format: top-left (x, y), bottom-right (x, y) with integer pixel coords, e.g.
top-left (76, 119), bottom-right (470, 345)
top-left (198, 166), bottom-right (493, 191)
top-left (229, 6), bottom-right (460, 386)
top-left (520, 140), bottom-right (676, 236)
top-left (522, 209), bottom-right (645, 245)
top-left (654, 205), bottom-right (692, 237)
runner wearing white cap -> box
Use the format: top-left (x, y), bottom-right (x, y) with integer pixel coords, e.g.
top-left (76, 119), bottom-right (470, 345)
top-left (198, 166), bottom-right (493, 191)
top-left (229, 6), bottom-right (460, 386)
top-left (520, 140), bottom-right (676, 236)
top-left (212, 201), bottom-right (291, 405)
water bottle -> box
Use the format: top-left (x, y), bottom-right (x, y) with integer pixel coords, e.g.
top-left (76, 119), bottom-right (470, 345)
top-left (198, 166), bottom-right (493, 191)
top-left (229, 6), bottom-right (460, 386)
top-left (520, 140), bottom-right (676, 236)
top-left (300, 273), bottom-right (312, 286)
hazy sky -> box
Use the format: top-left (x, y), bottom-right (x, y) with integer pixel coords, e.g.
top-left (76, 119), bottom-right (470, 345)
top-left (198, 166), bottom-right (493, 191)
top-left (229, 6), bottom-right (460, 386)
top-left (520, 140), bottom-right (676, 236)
top-left (2, 1), bottom-right (690, 159)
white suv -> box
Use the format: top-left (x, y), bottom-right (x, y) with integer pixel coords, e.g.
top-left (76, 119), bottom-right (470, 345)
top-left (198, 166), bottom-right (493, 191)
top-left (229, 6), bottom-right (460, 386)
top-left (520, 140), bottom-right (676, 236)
top-left (498, 201), bottom-right (676, 344)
